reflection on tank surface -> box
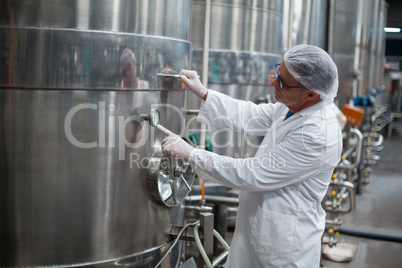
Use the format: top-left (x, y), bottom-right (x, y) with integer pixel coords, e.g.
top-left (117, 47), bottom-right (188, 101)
top-left (120, 48), bottom-right (150, 89)
top-left (0, 28), bottom-right (190, 91)
top-left (0, 0), bottom-right (192, 267)
top-left (192, 50), bottom-right (281, 85)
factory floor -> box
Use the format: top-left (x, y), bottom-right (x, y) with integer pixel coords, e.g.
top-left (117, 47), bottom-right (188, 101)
top-left (321, 121), bottom-right (402, 268)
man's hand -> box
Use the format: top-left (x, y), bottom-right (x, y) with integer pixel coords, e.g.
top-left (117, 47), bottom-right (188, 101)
top-left (157, 125), bottom-right (194, 161)
top-left (179, 69), bottom-right (208, 100)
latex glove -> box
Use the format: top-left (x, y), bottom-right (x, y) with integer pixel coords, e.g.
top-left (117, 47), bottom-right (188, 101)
top-left (179, 69), bottom-right (208, 99)
top-left (157, 125), bottom-right (194, 161)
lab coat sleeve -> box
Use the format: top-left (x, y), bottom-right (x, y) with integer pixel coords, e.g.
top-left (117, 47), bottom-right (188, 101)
top-left (197, 90), bottom-right (279, 135)
top-left (188, 122), bottom-right (336, 191)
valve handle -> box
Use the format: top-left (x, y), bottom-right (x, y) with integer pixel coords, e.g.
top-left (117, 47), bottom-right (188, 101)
top-left (180, 175), bottom-right (192, 192)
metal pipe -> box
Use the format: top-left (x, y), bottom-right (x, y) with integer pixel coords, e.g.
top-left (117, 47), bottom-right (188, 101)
top-left (212, 250), bottom-right (229, 267)
top-left (326, 0), bottom-right (335, 56)
top-left (182, 109), bottom-right (200, 115)
top-left (350, 127), bottom-right (363, 169)
top-left (302, 0), bottom-right (312, 44)
top-left (337, 228), bottom-right (402, 243)
top-left (329, 181), bottom-right (355, 213)
top-left (367, 0), bottom-right (380, 90)
top-left (371, 106), bottom-right (387, 123)
top-left (375, 118), bottom-right (392, 131)
top-left (363, 133), bottom-right (384, 147)
top-left (353, 0), bottom-right (364, 98)
top-left (283, 0), bottom-right (291, 52)
top-left (342, 146), bottom-right (356, 159)
top-left (186, 195), bottom-right (239, 206)
top-left (199, 0), bottom-right (211, 151)
top-left (339, 128), bottom-right (363, 171)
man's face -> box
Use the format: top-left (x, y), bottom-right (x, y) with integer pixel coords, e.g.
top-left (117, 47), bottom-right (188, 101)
top-left (122, 57), bottom-right (136, 80)
top-left (272, 62), bottom-right (308, 108)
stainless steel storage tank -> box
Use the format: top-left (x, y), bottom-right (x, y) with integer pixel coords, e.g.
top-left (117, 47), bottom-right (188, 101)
top-left (354, 0), bottom-right (387, 99)
top-left (188, 0), bottom-right (284, 158)
top-left (286, 0), bottom-right (328, 49)
top-left (188, 0), bottom-right (328, 157)
top-left (329, 0), bottom-right (388, 108)
top-left (0, 0), bottom-right (192, 267)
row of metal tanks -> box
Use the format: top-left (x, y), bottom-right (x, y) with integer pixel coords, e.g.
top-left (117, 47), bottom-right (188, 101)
top-left (0, 0), bottom-right (388, 267)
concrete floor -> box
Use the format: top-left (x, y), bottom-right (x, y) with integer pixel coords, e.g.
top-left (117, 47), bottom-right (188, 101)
top-left (321, 122), bottom-right (402, 268)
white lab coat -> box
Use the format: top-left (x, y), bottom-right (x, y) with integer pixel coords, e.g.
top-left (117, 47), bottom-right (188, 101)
top-left (188, 90), bottom-right (342, 268)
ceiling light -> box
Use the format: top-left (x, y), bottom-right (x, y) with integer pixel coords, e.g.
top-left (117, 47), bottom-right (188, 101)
top-left (384, 27), bottom-right (401, 33)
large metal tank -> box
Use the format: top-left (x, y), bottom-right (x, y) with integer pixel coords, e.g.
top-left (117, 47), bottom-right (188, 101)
top-left (187, 0), bottom-right (328, 158)
top-left (356, 0), bottom-right (387, 98)
top-left (188, 0), bottom-right (283, 158)
top-left (363, 0), bottom-right (387, 102)
top-left (286, 0), bottom-right (328, 49)
top-left (0, 0), bottom-right (192, 267)
top-left (329, 0), bottom-right (388, 108)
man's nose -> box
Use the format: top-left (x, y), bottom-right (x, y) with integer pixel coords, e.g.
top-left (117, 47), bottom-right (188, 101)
top-left (271, 77), bottom-right (279, 88)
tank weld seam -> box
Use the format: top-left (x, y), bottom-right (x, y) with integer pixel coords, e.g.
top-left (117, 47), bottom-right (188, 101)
top-left (0, 25), bottom-right (192, 43)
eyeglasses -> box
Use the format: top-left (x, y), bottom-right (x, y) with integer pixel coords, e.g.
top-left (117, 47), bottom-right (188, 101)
top-left (275, 63), bottom-right (304, 90)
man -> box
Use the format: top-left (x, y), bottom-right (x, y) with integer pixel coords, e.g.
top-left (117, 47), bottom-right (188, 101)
top-left (120, 48), bottom-right (149, 89)
top-left (157, 45), bottom-right (342, 267)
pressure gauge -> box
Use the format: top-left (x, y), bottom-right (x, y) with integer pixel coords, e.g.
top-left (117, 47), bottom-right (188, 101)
top-left (151, 108), bottom-right (160, 126)
top-left (140, 108), bottom-right (160, 127)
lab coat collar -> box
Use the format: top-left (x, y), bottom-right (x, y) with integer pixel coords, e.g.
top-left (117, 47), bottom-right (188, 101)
top-left (293, 99), bottom-right (332, 118)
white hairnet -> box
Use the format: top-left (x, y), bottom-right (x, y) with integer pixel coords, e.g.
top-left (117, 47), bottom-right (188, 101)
top-left (284, 45), bottom-right (338, 101)
top-left (120, 48), bottom-right (136, 63)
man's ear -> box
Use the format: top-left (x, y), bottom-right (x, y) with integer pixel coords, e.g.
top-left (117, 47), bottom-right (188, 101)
top-left (305, 90), bottom-right (318, 101)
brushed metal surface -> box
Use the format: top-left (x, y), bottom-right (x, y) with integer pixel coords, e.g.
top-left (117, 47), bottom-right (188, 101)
top-left (188, 0), bottom-right (284, 157)
top-left (0, 0), bottom-right (191, 267)
top-left (0, 27), bottom-right (190, 90)
top-left (191, 0), bottom-right (283, 53)
top-left (188, 0), bottom-right (328, 158)
top-left (289, 0), bottom-right (328, 48)
top-left (0, 89), bottom-right (187, 267)
top-left (330, 0), bottom-right (359, 108)
top-left (0, 0), bottom-right (190, 39)
top-left (330, 0), bottom-right (388, 108)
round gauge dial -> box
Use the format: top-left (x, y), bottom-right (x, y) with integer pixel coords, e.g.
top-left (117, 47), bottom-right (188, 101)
top-left (150, 108), bottom-right (160, 126)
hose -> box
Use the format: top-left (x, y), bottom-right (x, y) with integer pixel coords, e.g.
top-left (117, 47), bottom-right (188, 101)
top-left (194, 223), bottom-right (213, 268)
top-left (154, 220), bottom-right (200, 268)
top-left (337, 228), bottom-right (402, 243)
top-left (194, 223), bottom-right (231, 268)
top-left (213, 229), bottom-right (231, 252)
